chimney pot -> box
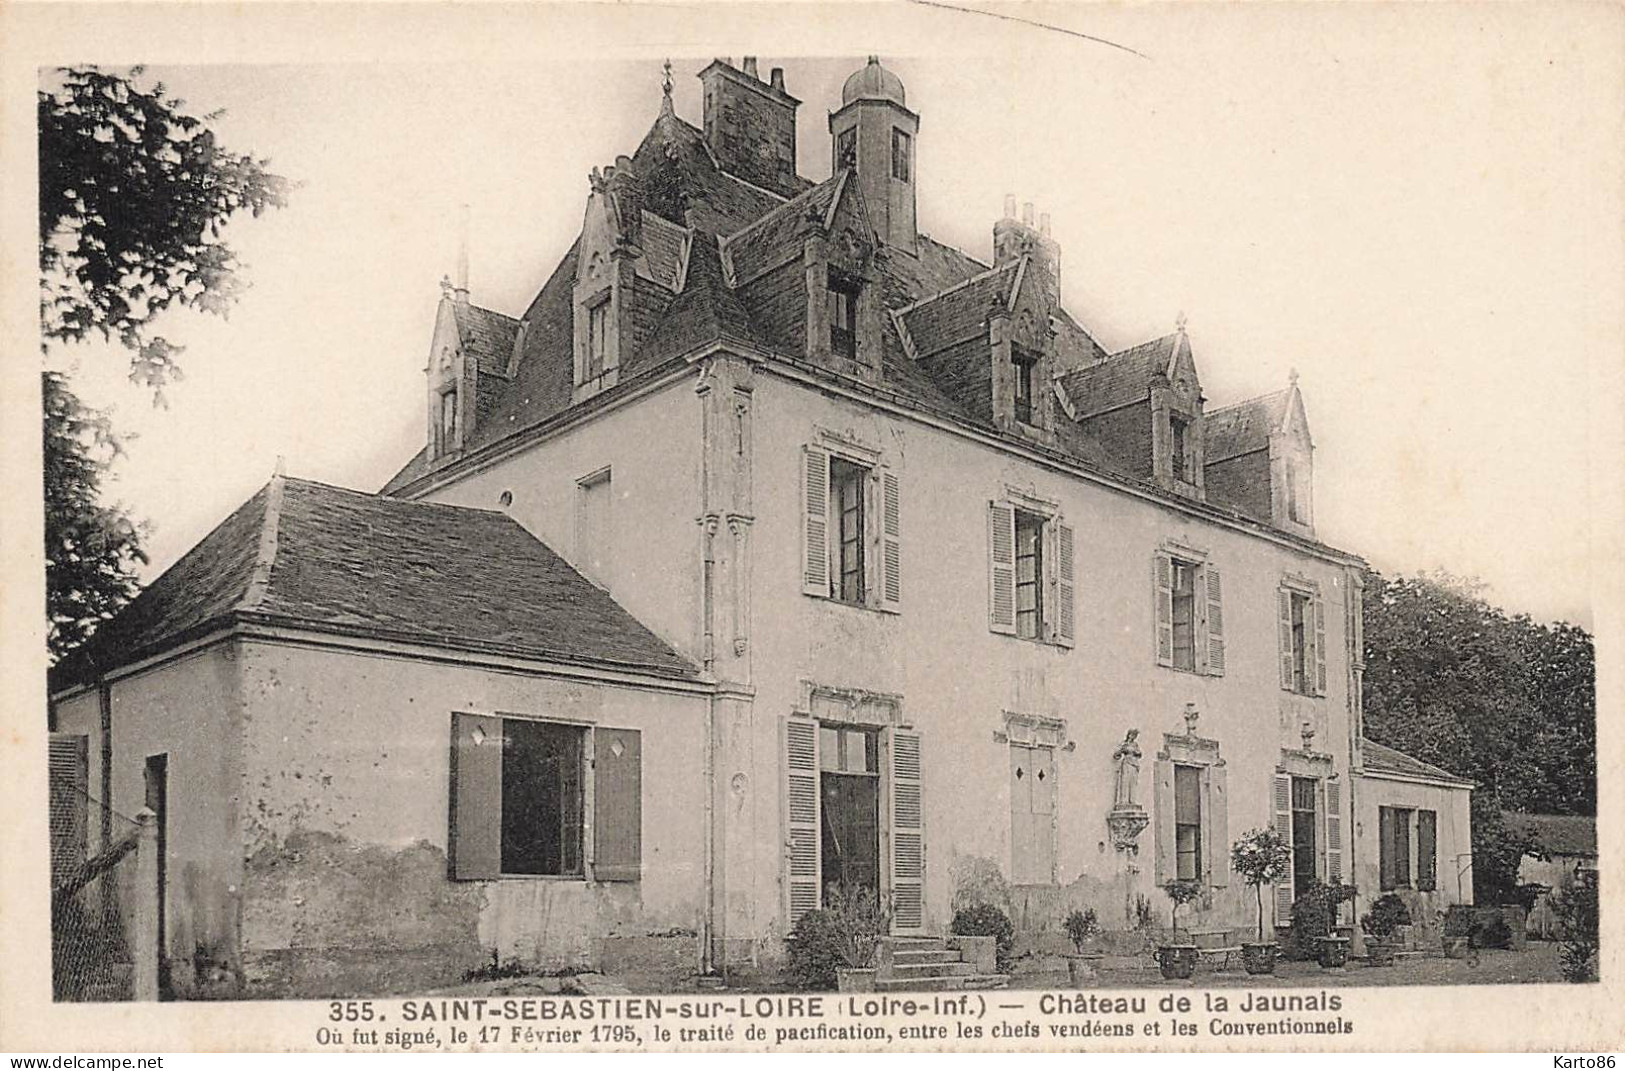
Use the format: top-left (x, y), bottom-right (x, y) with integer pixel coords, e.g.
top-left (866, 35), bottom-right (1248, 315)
top-left (742, 57), bottom-right (759, 78)
top-left (1022, 201), bottom-right (1034, 226)
top-left (1003, 194), bottom-right (1017, 219)
top-left (770, 67), bottom-right (785, 91)
top-left (1039, 212), bottom-right (1051, 237)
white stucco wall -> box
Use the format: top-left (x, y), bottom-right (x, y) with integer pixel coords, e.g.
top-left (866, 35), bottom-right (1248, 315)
top-left (1352, 772), bottom-right (1474, 928)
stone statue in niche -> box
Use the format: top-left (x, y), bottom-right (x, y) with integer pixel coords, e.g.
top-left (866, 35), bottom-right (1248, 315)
top-left (1112, 729), bottom-right (1142, 809)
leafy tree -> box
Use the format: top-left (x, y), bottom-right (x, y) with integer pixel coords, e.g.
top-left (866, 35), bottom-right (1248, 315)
top-left (39, 66), bottom-right (289, 660)
top-left (1231, 827), bottom-right (1292, 942)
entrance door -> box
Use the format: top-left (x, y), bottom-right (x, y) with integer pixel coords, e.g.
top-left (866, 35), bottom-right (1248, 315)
top-left (144, 754), bottom-right (170, 999)
top-left (1010, 744), bottom-right (1055, 885)
top-left (819, 725), bottom-right (880, 897)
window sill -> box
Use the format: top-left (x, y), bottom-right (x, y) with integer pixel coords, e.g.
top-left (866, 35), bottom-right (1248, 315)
top-left (1161, 663), bottom-right (1211, 677)
top-left (806, 592), bottom-right (896, 616)
top-left (995, 631), bottom-right (1070, 650)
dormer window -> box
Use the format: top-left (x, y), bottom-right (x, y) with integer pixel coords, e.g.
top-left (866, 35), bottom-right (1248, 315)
top-left (1170, 414), bottom-right (1191, 483)
top-left (436, 389), bottom-right (458, 456)
top-left (1287, 461), bottom-right (1307, 524)
top-left (586, 298), bottom-right (609, 381)
top-left (837, 128), bottom-right (857, 171)
top-left (827, 271), bottom-right (860, 359)
top-left (1013, 345), bottom-right (1039, 426)
top-left (891, 129), bottom-right (911, 182)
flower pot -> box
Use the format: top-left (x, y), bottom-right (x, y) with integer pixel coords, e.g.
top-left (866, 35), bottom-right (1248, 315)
top-left (1315, 935), bottom-right (1350, 969)
top-left (835, 967), bottom-right (877, 992)
top-left (1365, 939), bottom-right (1396, 966)
top-left (1066, 952), bottom-right (1102, 986)
top-left (1156, 944), bottom-right (1199, 981)
top-left (1241, 942), bottom-right (1279, 976)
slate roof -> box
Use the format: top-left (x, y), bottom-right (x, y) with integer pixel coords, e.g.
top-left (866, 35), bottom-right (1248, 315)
top-left (898, 263), bottom-right (1017, 358)
top-left (1361, 741), bottom-right (1475, 787)
top-left (1502, 812), bottom-right (1598, 858)
top-left (1059, 333), bottom-right (1180, 419)
top-left (51, 478), bottom-right (698, 692)
top-left (722, 175), bottom-right (842, 286)
top-left (1206, 390), bottom-right (1289, 464)
top-left (452, 302), bottom-right (521, 376)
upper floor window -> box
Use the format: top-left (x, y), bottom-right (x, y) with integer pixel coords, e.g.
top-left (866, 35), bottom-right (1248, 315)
top-left (577, 468), bottom-right (613, 589)
top-left (989, 501), bottom-right (1074, 647)
top-left (827, 272), bottom-right (860, 359)
top-left (1013, 347), bottom-right (1038, 426)
top-left (586, 298), bottom-right (609, 381)
top-left (837, 128), bottom-right (857, 171)
top-left (1277, 582), bottom-right (1326, 696)
top-left (891, 129), bottom-right (911, 182)
top-left (1154, 550), bottom-right (1224, 675)
top-left (801, 444), bottom-right (901, 611)
top-left (830, 456), bottom-right (867, 605)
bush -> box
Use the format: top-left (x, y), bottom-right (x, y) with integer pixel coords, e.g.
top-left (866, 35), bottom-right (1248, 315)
top-left (786, 909), bottom-right (849, 989)
top-left (1288, 881), bottom-right (1354, 958)
top-left (785, 883), bottom-right (890, 989)
top-left (1063, 907), bottom-right (1100, 953)
top-left (1551, 873), bottom-right (1599, 983)
top-left (951, 903), bottom-right (1015, 971)
top-left (1360, 893), bottom-right (1413, 939)
top-left (1474, 915), bottom-right (1512, 950)
top-left (1509, 883), bottom-right (1547, 913)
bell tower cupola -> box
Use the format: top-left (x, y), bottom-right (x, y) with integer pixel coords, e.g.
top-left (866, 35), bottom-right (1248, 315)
top-left (829, 57), bottom-right (918, 256)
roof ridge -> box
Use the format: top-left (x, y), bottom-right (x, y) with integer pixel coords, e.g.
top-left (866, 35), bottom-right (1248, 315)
top-left (284, 475), bottom-right (511, 517)
top-left (1206, 388), bottom-right (1289, 417)
top-left (238, 475), bottom-right (285, 611)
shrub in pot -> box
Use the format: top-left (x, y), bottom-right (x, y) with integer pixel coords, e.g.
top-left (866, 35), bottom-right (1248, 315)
top-left (1062, 907), bottom-right (1102, 985)
top-left (951, 902), bottom-right (1015, 973)
top-left (1360, 893), bottom-right (1412, 966)
top-left (1156, 879), bottom-right (1203, 980)
top-left (787, 883), bottom-right (889, 992)
top-left (1230, 828), bottom-right (1292, 976)
top-left (1290, 880), bottom-right (1355, 968)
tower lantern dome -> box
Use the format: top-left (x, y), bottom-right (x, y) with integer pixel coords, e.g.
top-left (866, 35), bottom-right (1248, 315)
top-left (841, 56), bottom-right (906, 107)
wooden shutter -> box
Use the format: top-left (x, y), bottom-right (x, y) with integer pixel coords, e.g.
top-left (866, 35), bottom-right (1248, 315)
top-left (1313, 595), bottom-right (1329, 695)
top-left (784, 717), bottom-right (821, 926)
top-left (1417, 809), bottom-right (1438, 891)
top-left (1272, 773), bottom-right (1294, 923)
top-left (1324, 777), bottom-right (1342, 886)
top-left (890, 729), bottom-right (925, 932)
top-left (802, 447), bottom-right (830, 596)
top-left (48, 733), bottom-right (89, 888)
top-left (1153, 552), bottom-right (1174, 666)
top-left (1055, 522), bottom-right (1076, 647)
top-left (1152, 757), bottom-right (1175, 884)
top-left (1204, 565), bottom-right (1225, 675)
top-left (1277, 589), bottom-right (1295, 690)
top-left (1378, 806), bottom-right (1397, 891)
top-left (880, 469), bottom-right (902, 610)
top-left (450, 713), bottom-right (502, 880)
top-left (988, 503), bottom-right (1016, 634)
top-left (592, 727), bottom-right (641, 882)
top-left (1205, 763), bottom-right (1229, 887)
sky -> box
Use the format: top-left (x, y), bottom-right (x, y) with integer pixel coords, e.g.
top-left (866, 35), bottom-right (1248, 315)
top-left (33, 3), bottom-right (1623, 628)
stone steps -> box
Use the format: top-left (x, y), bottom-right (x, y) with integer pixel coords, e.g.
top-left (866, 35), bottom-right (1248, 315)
top-left (875, 935), bottom-right (1008, 991)
top-left (877, 973), bottom-right (1010, 992)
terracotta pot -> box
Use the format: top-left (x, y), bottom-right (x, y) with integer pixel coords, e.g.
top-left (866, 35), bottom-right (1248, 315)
top-left (1157, 945), bottom-right (1199, 980)
top-left (1241, 942), bottom-right (1278, 976)
top-left (835, 967), bottom-right (877, 992)
top-left (1315, 935), bottom-right (1350, 969)
top-left (1365, 938), bottom-right (1396, 966)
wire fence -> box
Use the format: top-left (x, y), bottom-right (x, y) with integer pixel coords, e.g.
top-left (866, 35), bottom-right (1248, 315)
top-left (51, 786), bottom-right (142, 1001)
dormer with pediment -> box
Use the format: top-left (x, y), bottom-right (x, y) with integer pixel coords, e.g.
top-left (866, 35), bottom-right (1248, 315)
top-left (1205, 374), bottom-right (1316, 537)
top-left (1150, 325), bottom-right (1205, 498)
top-left (423, 271), bottom-right (520, 467)
top-left (573, 155), bottom-right (646, 403)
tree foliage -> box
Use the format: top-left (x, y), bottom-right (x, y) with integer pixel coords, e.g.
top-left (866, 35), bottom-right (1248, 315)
top-left (1361, 569), bottom-right (1596, 901)
top-left (39, 66), bottom-right (289, 660)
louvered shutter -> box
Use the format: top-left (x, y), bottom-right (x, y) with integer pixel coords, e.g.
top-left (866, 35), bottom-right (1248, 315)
top-left (592, 727), bottom-right (641, 882)
top-left (1417, 810), bottom-right (1438, 891)
top-left (450, 713), bottom-right (502, 880)
top-left (880, 469), bottom-right (902, 610)
top-left (784, 717), bottom-right (821, 926)
top-left (1154, 552), bottom-right (1174, 666)
top-left (1055, 522), bottom-right (1076, 647)
top-left (1204, 565), bottom-right (1225, 675)
top-left (1379, 807), bottom-right (1397, 891)
top-left (1324, 778), bottom-right (1342, 886)
top-left (1152, 758), bottom-right (1175, 884)
top-left (1206, 763), bottom-right (1229, 887)
top-left (1277, 589), bottom-right (1295, 690)
top-left (802, 447), bottom-right (830, 596)
top-left (890, 729), bottom-right (925, 932)
top-left (1313, 596), bottom-right (1328, 695)
top-left (988, 503), bottom-right (1016, 634)
top-left (48, 733), bottom-right (89, 888)
top-left (1272, 773), bottom-right (1294, 923)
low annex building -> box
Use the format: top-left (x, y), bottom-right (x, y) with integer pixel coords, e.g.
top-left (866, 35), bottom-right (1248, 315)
top-left (49, 56), bottom-right (1473, 997)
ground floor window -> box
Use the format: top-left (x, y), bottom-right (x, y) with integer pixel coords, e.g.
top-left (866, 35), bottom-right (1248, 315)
top-left (1291, 776), bottom-right (1318, 896)
top-left (1174, 764), bottom-right (1203, 881)
top-left (820, 724), bottom-right (880, 895)
top-left (1379, 805), bottom-right (1436, 891)
top-left (501, 719), bottom-right (584, 876)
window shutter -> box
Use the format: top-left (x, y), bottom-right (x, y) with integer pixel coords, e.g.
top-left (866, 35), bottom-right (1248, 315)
top-left (592, 727), bottom-right (641, 882)
top-left (890, 728), bottom-right (925, 932)
top-left (1152, 757), bottom-right (1175, 884)
top-left (1153, 552), bottom-right (1174, 666)
top-left (1272, 773), bottom-right (1294, 923)
top-left (1325, 777), bottom-right (1342, 886)
top-left (1417, 809), bottom-right (1438, 891)
top-left (1204, 565), bottom-right (1224, 675)
top-left (1379, 806), bottom-right (1397, 891)
top-left (1277, 589), bottom-right (1295, 690)
top-left (783, 717), bottom-right (822, 927)
top-left (450, 713), bottom-right (502, 881)
top-left (880, 469), bottom-right (902, 610)
top-left (48, 733), bottom-right (89, 888)
top-left (988, 503), bottom-right (1016, 634)
top-left (1205, 763), bottom-right (1229, 888)
top-left (1313, 596), bottom-right (1329, 695)
top-left (1055, 522), bottom-right (1076, 647)
top-left (802, 447), bottom-right (830, 596)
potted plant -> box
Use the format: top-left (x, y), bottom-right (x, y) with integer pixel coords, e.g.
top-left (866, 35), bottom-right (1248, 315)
top-left (1155, 880), bottom-right (1203, 980)
top-left (1360, 893), bottom-right (1412, 966)
top-left (1062, 907), bottom-right (1102, 986)
top-left (1230, 828), bottom-right (1292, 975)
top-left (1316, 884), bottom-right (1357, 969)
top-left (825, 884), bottom-right (890, 992)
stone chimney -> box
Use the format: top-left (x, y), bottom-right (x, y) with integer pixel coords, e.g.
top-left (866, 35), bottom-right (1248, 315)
top-left (698, 58), bottom-right (800, 197)
top-left (993, 196), bottom-right (1061, 311)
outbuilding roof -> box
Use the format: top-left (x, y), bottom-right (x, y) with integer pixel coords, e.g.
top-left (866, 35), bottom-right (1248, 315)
top-left (1361, 741), bottom-right (1476, 787)
top-left (1502, 812), bottom-right (1597, 858)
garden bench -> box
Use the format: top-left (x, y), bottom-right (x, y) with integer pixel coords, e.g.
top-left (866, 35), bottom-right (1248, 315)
top-left (1187, 928), bottom-right (1243, 972)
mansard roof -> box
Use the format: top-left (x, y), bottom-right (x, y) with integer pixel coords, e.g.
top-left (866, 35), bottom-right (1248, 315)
top-left (1206, 389), bottom-right (1290, 464)
top-left (50, 477), bottom-right (699, 692)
